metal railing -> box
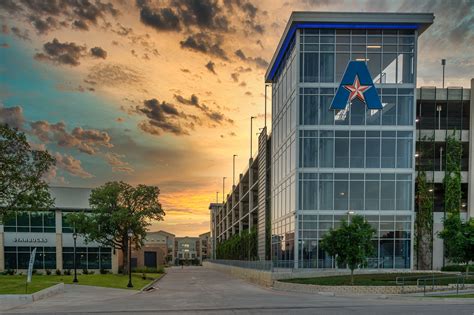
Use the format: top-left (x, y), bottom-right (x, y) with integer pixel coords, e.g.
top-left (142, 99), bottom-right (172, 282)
top-left (396, 272), bottom-right (474, 295)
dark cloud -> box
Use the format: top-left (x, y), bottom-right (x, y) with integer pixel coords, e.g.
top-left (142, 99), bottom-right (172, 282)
top-left (10, 27), bottom-right (30, 40)
top-left (54, 152), bottom-right (93, 178)
top-left (0, 43), bottom-right (9, 48)
top-left (180, 32), bottom-right (227, 60)
top-left (0, 104), bottom-right (25, 129)
top-left (139, 6), bottom-right (181, 31)
top-left (90, 46), bottom-right (107, 59)
top-left (136, 0), bottom-right (229, 32)
top-left (223, 0), bottom-right (264, 34)
top-left (29, 120), bottom-right (112, 155)
top-left (234, 49), bottom-right (268, 69)
top-left (73, 19), bottom-right (89, 30)
top-left (29, 16), bottom-right (58, 34)
top-left (35, 38), bottom-right (86, 66)
top-left (136, 98), bottom-right (189, 136)
top-left (230, 72), bottom-right (239, 82)
top-left (0, 0), bottom-right (22, 13)
top-left (180, 68), bottom-right (190, 73)
top-left (174, 94), bottom-right (233, 125)
top-left (205, 60), bottom-right (216, 74)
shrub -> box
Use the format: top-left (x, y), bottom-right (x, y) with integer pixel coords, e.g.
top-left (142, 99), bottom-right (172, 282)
top-left (157, 265), bottom-right (165, 274)
top-left (64, 269), bottom-right (71, 276)
top-left (99, 268), bottom-right (109, 274)
top-left (6, 269), bottom-right (15, 275)
top-left (56, 269), bottom-right (62, 276)
top-left (142, 273), bottom-right (147, 280)
top-left (82, 269), bottom-right (89, 275)
top-left (32, 269), bottom-right (37, 275)
top-left (133, 267), bottom-right (160, 273)
top-left (46, 269), bottom-right (52, 275)
top-left (36, 271), bottom-right (43, 275)
top-left (441, 264), bottom-right (473, 272)
top-left (88, 270), bottom-right (95, 275)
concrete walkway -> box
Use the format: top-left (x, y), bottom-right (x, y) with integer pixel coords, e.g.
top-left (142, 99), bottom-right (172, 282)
top-left (3, 266), bottom-right (474, 314)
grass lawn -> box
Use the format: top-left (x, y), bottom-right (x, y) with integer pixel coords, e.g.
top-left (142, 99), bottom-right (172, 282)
top-left (0, 273), bottom-right (162, 294)
top-left (280, 273), bottom-right (474, 286)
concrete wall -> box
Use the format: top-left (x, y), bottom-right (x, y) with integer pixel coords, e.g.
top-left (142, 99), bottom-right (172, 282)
top-left (203, 261), bottom-right (273, 287)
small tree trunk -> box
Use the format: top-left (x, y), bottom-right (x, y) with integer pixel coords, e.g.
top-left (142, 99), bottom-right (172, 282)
top-left (466, 263), bottom-right (470, 275)
top-left (351, 269), bottom-right (354, 285)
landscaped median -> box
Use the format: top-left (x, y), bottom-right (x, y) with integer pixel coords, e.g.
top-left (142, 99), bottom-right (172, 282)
top-left (274, 273), bottom-right (474, 295)
top-left (0, 272), bottom-right (164, 294)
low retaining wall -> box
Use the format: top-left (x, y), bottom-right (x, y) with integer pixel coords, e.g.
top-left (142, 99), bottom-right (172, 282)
top-left (274, 281), bottom-right (474, 295)
top-left (203, 261), bottom-right (273, 286)
top-left (0, 283), bottom-right (64, 310)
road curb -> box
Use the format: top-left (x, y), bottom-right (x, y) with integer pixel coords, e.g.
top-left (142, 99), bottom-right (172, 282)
top-left (140, 273), bottom-right (166, 292)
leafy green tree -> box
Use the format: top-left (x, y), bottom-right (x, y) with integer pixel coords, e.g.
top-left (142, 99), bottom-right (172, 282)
top-left (416, 170), bottom-right (434, 270)
top-left (439, 215), bottom-right (474, 273)
top-left (320, 215), bottom-right (376, 285)
top-left (0, 124), bottom-right (55, 220)
top-left (69, 181), bottom-right (165, 274)
top-left (444, 132), bottom-right (462, 214)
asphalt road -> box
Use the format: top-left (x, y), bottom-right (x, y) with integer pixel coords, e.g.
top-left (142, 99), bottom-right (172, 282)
top-left (3, 266), bottom-right (474, 314)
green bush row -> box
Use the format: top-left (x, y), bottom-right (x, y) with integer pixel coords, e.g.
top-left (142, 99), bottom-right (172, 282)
top-left (216, 228), bottom-right (258, 260)
top-left (441, 264), bottom-right (473, 272)
top-left (132, 266), bottom-right (165, 273)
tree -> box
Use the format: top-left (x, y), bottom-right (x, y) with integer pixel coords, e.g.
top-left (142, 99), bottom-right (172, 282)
top-left (69, 181), bottom-right (165, 274)
top-left (416, 170), bottom-right (434, 270)
top-left (0, 124), bottom-right (55, 220)
top-left (439, 215), bottom-right (474, 273)
top-left (320, 215), bottom-right (376, 285)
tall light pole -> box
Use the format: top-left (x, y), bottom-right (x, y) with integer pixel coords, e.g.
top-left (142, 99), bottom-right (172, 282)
top-left (233, 154), bottom-right (237, 187)
top-left (216, 192), bottom-right (219, 203)
top-left (441, 59), bottom-right (446, 88)
top-left (73, 229), bottom-right (78, 283)
top-left (264, 84), bottom-right (269, 128)
top-left (127, 228), bottom-right (133, 288)
top-left (250, 116), bottom-right (256, 159)
top-left (222, 177), bottom-right (226, 204)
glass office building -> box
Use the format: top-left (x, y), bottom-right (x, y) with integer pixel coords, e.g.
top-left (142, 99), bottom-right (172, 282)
top-left (266, 12), bottom-right (434, 269)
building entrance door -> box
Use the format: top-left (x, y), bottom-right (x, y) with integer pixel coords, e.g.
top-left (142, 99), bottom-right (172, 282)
top-left (144, 251), bottom-right (157, 268)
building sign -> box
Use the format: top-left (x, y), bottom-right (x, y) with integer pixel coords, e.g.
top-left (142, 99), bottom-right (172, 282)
top-left (4, 233), bottom-right (55, 246)
top-left (14, 237), bottom-right (48, 244)
top-left (330, 61), bottom-right (383, 110)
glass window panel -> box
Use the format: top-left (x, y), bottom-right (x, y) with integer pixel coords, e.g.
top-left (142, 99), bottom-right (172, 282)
top-left (5, 253), bottom-right (17, 269)
top-left (396, 138), bottom-right (412, 168)
top-left (382, 95), bottom-right (396, 125)
top-left (319, 180), bottom-right (333, 210)
top-left (367, 52), bottom-right (382, 83)
top-left (335, 53), bottom-right (350, 82)
top-left (302, 94), bottom-right (318, 125)
top-left (350, 180), bottom-right (364, 211)
top-left (334, 181), bottom-right (348, 210)
top-left (380, 181), bottom-right (395, 210)
top-left (365, 180), bottom-right (380, 210)
top-left (396, 180), bottom-right (412, 210)
top-left (366, 138), bottom-right (380, 168)
top-left (303, 52), bottom-right (319, 82)
top-left (320, 53), bottom-right (334, 82)
top-left (381, 138), bottom-right (396, 168)
top-left (17, 212), bottom-right (29, 228)
top-left (319, 95), bottom-right (334, 125)
top-left (302, 138), bottom-right (318, 167)
top-left (44, 253), bottom-right (56, 269)
top-left (382, 53), bottom-right (397, 83)
top-left (397, 95), bottom-right (414, 125)
top-left (380, 240), bottom-right (394, 268)
top-left (394, 240), bottom-right (410, 268)
top-left (319, 137), bottom-right (334, 168)
top-left (397, 53), bottom-right (414, 83)
top-left (350, 138), bottom-right (364, 167)
top-left (335, 137), bottom-right (349, 167)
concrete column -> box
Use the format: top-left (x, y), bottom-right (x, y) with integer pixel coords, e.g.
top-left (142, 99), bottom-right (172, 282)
top-left (55, 210), bottom-right (63, 270)
top-left (469, 79), bottom-right (474, 219)
top-left (112, 250), bottom-right (119, 273)
top-left (0, 225), bottom-right (4, 272)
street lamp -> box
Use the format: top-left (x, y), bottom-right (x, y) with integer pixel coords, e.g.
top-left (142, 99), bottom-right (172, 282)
top-left (73, 230), bottom-right (78, 283)
top-left (233, 154), bottom-right (238, 187)
top-left (127, 228), bottom-right (133, 288)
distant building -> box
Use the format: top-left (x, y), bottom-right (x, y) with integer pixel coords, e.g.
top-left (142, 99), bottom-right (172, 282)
top-left (174, 236), bottom-right (200, 264)
top-left (129, 230), bottom-right (175, 270)
top-left (199, 232), bottom-right (211, 260)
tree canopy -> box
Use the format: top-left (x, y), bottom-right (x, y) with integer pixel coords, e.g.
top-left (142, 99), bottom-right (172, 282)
top-left (68, 181), bottom-right (165, 273)
top-left (439, 214), bottom-right (474, 273)
top-left (320, 215), bottom-right (376, 285)
top-left (0, 124), bottom-right (55, 220)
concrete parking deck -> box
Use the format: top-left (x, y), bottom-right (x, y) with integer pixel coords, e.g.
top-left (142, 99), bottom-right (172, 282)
top-left (2, 266), bottom-right (474, 314)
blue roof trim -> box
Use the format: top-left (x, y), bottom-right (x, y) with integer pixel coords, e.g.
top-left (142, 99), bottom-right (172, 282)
top-left (266, 22), bottom-right (419, 82)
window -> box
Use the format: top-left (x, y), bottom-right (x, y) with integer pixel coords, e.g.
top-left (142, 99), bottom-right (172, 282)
top-left (4, 211), bottom-right (56, 233)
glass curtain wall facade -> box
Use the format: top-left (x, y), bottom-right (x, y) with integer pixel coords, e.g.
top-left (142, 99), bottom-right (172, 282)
top-left (272, 25), bottom-right (418, 269)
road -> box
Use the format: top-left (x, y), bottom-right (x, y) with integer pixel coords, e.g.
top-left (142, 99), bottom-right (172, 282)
top-left (3, 266), bottom-right (474, 314)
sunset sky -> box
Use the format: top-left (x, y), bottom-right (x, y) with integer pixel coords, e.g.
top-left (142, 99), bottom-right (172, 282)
top-left (0, 0), bottom-right (473, 236)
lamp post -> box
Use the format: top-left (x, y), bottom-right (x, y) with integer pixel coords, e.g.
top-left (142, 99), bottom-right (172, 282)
top-left (441, 59), bottom-right (446, 88)
top-left (127, 228), bottom-right (133, 288)
top-left (233, 154), bottom-right (237, 187)
top-left (222, 177), bottom-right (226, 204)
top-left (250, 116), bottom-right (256, 159)
top-left (73, 231), bottom-right (78, 283)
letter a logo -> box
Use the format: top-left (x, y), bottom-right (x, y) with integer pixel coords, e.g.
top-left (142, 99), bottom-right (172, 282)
top-left (330, 61), bottom-right (382, 110)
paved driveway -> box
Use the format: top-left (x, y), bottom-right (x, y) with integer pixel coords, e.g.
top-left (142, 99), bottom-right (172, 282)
top-left (3, 266), bottom-right (474, 314)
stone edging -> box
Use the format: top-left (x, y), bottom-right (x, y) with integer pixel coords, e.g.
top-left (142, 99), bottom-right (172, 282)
top-left (0, 283), bottom-right (64, 303)
top-left (140, 273), bottom-right (166, 292)
top-left (274, 281), bottom-right (474, 295)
